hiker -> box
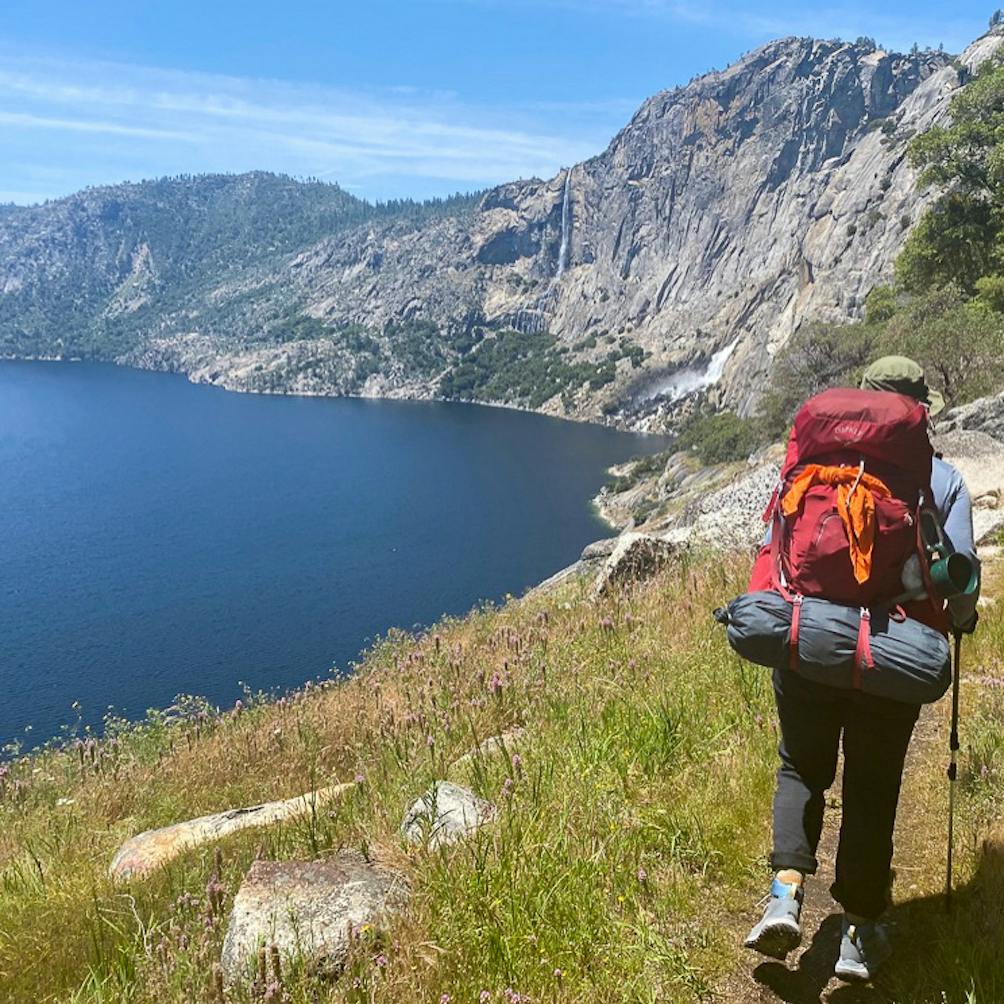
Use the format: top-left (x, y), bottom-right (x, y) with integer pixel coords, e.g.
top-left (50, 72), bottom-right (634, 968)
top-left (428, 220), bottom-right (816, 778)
top-left (744, 356), bottom-right (981, 981)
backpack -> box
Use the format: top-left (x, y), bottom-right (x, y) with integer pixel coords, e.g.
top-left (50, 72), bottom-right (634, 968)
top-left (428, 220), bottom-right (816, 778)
top-left (763, 388), bottom-right (945, 630)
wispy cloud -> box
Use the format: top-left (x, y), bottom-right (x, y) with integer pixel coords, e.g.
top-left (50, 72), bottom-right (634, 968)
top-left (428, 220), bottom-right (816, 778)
top-left (3, 2), bottom-right (979, 206)
top-left (449, 0), bottom-right (977, 54)
top-left (680, 3), bottom-right (975, 53)
top-left (0, 109), bottom-right (197, 142)
top-left (0, 51), bottom-right (626, 205)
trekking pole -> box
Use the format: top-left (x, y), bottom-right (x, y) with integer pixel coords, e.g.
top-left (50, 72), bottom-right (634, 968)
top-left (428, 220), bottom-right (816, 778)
top-left (945, 630), bottom-right (963, 913)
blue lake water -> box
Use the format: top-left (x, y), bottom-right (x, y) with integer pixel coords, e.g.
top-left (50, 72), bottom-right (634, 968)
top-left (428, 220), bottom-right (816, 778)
top-left (1, 361), bottom-right (663, 749)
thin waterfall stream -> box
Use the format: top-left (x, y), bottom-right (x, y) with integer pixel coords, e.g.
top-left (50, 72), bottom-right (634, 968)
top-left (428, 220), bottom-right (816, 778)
top-left (556, 168), bottom-right (572, 278)
top-left (512, 168), bottom-right (573, 334)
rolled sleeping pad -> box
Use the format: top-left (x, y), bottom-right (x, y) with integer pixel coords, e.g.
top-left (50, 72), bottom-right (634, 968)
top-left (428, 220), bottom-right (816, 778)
top-left (719, 590), bottom-right (951, 704)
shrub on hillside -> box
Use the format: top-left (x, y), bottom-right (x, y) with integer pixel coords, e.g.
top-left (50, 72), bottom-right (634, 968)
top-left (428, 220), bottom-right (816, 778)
top-left (757, 321), bottom-right (884, 439)
top-left (758, 287), bottom-right (1004, 439)
top-left (677, 410), bottom-right (759, 465)
top-left (881, 287), bottom-right (1004, 404)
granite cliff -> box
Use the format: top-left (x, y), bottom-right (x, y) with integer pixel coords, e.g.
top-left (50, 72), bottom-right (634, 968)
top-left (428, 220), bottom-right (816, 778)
top-left (3, 30), bottom-right (1002, 428)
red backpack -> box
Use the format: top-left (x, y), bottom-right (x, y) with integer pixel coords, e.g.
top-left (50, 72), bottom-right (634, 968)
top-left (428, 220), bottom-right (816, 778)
top-left (758, 388), bottom-right (945, 630)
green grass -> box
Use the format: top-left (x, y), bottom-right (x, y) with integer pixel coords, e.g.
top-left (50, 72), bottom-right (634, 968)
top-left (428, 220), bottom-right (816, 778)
top-left (0, 555), bottom-right (1002, 1002)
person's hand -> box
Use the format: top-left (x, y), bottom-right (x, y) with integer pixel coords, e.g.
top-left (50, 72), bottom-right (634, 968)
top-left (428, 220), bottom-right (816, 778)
top-left (951, 610), bottom-right (979, 636)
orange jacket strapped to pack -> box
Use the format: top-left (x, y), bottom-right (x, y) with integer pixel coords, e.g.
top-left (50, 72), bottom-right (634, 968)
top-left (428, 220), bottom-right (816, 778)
top-left (781, 464), bottom-right (892, 585)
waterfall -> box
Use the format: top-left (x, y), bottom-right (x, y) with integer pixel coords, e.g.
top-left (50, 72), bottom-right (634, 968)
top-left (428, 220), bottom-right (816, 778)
top-left (639, 339), bottom-right (740, 402)
top-left (509, 169), bottom-right (572, 334)
top-left (556, 168), bottom-right (572, 277)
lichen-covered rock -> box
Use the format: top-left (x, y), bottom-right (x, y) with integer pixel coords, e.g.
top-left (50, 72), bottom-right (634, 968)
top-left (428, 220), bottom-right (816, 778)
top-left (590, 532), bottom-right (682, 598)
top-left (109, 784), bottom-right (354, 881)
top-left (581, 538), bottom-right (619, 561)
top-left (220, 854), bottom-right (407, 987)
top-left (400, 781), bottom-right (496, 848)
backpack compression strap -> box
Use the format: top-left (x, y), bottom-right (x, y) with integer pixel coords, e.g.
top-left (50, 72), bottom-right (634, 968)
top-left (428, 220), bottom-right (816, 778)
top-left (853, 608), bottom-right (874, 689)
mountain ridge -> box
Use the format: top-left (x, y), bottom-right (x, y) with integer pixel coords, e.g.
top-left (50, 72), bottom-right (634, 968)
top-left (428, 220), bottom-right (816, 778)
top-left (2, 30), bottom-right (1002, 428)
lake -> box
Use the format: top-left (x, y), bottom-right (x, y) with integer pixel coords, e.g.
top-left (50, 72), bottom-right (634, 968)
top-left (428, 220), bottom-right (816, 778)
top-left (0, 361), bottom-right (663, 749)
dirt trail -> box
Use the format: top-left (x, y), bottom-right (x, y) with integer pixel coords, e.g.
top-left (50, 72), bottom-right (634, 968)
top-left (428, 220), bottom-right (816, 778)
top-left (719, 549), bottom-right (999, 1004)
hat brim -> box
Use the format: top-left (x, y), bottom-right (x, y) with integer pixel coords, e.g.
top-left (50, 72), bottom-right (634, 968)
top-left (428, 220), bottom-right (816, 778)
top-left (926, 389), bottom-right (945, 417)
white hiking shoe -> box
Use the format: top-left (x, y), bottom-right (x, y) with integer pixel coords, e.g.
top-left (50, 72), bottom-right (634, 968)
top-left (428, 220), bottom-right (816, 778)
top-left (834, 915), bottom-right (891, 982)
top-left (744, 878), bottom-right (803, 960)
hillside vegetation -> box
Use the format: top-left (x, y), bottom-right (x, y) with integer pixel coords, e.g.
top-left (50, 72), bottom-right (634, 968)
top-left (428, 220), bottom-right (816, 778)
top-left (0, 173), bottom-right (479, 361)
top-left (1, 552), bottom-right (1002, 1002)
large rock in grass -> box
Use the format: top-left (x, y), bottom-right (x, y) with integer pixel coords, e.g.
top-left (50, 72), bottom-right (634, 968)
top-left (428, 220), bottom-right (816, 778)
top-left (220, 853), bottom-right (408, 986)
top-left (110, 784), bottom-right (354, 881)
top-left (590, 532), bottom-right (682, 598)
top-left (400, 781), bottom-right (496, 849)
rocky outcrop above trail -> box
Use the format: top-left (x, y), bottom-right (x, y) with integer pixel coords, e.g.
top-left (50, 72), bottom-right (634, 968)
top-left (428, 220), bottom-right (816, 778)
top-left (590, 532), bottom-right (684, 597)
top-left (3, 32), bottom-right (1003, 427)
top-left (938, 390), bottom-right (1004, 443)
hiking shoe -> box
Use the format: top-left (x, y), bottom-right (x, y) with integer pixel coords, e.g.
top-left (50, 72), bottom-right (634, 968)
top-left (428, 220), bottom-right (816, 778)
top-left (834, 916), bottom-right (891, 982)
top-left (744, 878), bottom-right (803, 959)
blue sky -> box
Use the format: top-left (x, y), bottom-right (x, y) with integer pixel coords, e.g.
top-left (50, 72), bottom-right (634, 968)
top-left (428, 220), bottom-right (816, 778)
top-left (0, 1), bottom-right (995, 205)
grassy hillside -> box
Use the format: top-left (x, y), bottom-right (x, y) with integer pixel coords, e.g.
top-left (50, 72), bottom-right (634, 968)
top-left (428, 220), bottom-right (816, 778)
top-left (0, 552), bottom-right (1002, 1002)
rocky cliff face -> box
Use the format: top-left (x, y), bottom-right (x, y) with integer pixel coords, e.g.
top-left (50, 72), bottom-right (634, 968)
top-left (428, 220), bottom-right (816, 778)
top-left (2, 31), bottom-right (1002, 427)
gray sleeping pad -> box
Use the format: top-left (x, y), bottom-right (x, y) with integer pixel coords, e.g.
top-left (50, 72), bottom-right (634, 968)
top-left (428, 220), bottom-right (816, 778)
top-left (721, 591), bottom-right (951, 704)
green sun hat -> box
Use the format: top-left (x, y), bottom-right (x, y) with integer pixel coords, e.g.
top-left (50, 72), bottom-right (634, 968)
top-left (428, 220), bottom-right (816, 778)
top-left (860, 355), bottom-right (946, 416)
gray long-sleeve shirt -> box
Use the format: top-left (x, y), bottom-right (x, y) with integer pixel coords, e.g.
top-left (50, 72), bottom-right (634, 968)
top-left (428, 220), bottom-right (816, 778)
top-left (933, 456), bottom-right (981, 629)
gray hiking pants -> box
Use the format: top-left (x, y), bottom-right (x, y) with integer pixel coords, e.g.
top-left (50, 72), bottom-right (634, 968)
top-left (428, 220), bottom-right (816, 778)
top-left (770, 667), bottom-right (921, 920)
